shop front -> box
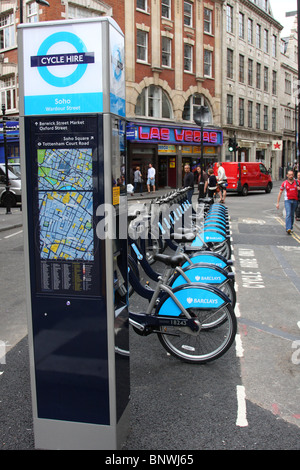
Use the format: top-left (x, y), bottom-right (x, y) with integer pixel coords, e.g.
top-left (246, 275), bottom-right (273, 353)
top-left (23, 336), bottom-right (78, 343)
top-left (126, 121), bottom-right (223, 189)
top-left (0, 120), bottom-right (20, 164)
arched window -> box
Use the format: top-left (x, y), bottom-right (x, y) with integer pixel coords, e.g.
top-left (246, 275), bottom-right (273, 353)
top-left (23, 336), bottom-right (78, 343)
top-left (182, 93), bottom-right (212, 123)
top-left (135, 85), bottom-right (173, 119)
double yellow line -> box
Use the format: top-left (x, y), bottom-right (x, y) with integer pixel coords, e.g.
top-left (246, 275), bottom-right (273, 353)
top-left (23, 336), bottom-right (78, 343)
top-left (275, 217), bottom-right (300, 243)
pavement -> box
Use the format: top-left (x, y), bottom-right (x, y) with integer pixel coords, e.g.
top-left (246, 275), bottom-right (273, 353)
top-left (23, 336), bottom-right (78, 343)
top-left (0, 205), bottom-right (23, 233)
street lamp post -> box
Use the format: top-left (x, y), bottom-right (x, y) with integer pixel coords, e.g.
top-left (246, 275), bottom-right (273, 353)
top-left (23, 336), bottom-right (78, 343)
top-left (194, 106), bottom-right (209, 170)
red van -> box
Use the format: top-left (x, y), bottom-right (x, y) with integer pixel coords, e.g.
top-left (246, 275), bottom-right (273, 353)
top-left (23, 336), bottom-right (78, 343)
top-left (213, 162), bottom-right (272, 196)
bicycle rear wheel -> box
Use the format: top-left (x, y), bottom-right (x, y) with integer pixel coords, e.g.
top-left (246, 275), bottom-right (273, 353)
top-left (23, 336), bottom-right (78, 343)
top-left (157, 304), bottom-right (236, 364)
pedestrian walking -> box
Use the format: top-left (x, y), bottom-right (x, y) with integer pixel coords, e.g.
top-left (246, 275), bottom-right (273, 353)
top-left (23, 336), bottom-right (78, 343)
top-left (276, 169), bottom-right (300, 234)
top-left (183, 164), bottom-right (194, 203)
top-left (196, 166), bottom-right (208, 199)
top-left (216, 162), bottom-right (227, 203)
top-left (147, 163), bottom-right (156, 193)
top-left (207, 168), bottom-right (218, 199)
top-left (133, 166), bottom-right (143, 195)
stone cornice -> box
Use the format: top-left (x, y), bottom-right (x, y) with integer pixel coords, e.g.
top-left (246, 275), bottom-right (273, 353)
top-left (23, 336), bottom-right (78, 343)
top-left (239, 0), bottom-right (283, 31)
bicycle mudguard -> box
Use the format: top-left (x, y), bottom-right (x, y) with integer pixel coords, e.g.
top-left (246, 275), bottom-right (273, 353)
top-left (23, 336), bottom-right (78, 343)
top-left (203, 223), bottom-right (228, 235)
top-left (181, 251), bottom-right (233, 269)
top-left (191, 230), bottom-right (227, 247)
top-left (170, 264), bottom-right (229, 288)
top-left (156, 284), bottom-right (229, 317)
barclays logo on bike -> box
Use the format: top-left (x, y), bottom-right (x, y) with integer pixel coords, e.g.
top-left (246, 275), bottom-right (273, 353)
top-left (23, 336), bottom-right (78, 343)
top-left (194, 275), bottom-right (221, 282)
top-left (186, 297), bottom-right (218, 305)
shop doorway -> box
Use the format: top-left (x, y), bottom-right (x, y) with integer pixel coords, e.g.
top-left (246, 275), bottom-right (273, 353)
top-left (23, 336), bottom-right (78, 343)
top-left (158, 156), bottom-right (177, 188)
top-left (130, 146), bottom-right (157, 191)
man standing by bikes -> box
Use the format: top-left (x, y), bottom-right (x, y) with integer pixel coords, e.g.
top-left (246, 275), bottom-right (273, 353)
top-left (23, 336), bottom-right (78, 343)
top-left (216, 162), bottom-right (227, 204)
top-left (276, 169), bottom-right (300, 234)
top-left (183, 164), bottom-right (194, 203)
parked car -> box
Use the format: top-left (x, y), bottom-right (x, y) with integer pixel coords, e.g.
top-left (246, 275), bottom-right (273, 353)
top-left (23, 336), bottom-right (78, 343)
top-left (213, 162), bottom-right (272, 196)
top-left (7, 162), bottom-right (21, 178)
top-left (0, 163), bottom-right (22, 207)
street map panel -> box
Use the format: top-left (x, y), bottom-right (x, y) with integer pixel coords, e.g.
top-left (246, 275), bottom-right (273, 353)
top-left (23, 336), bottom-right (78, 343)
top-left (37, 148), bottom-right (94, 261)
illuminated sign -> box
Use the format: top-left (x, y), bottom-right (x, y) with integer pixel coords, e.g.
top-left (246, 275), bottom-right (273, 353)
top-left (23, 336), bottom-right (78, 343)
top-left (127, 124), bottom-right (223, 146)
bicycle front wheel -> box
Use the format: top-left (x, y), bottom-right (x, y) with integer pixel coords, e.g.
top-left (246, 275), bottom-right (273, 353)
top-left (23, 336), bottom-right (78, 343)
top-left (157, 304), bottom-right (237, 364)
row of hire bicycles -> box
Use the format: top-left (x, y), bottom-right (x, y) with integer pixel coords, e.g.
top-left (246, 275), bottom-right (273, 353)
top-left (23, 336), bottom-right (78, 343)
top-left (127, 187), bottom-right (237, 364)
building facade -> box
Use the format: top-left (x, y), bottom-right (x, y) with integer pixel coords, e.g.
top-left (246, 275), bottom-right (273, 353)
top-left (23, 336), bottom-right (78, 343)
top-left (0, 0), bottom-right (297, 183)
top-left (221, 0), bottom-right (284, 180)
top-left (279, 15), bottom-right (298, 175)
top-left (125, 0), bottom-right (224, 188)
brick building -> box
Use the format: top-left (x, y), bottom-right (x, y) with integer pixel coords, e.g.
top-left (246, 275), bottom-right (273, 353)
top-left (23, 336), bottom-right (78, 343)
top-left (0, 1), bottom-right (296, 184)
top-left (125, 0), bottom-right (224, 188)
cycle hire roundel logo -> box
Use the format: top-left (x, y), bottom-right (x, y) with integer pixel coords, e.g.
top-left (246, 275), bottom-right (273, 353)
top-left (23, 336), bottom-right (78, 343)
top-left (24, 23), bottom-right (103, 116)
top-left (31, 32), bottom-right (94, 88)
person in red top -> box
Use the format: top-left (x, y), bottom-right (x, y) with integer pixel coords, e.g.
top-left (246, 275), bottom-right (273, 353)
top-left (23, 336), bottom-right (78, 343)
top-left (296, 171), bottom-right (300, 221)
top-left (276, 170), bottom-right (300, 234)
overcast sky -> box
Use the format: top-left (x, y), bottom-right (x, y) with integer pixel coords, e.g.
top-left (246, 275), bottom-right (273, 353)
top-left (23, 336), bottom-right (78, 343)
top-left (270, 0), bottom-right (297, 36)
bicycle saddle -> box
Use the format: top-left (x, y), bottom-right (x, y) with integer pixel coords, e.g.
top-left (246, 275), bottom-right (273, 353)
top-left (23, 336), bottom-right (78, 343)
top-left (153, 253), bottom-right (186, 268)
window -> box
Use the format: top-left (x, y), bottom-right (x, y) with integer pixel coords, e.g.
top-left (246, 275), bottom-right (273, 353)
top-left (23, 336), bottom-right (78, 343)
top-left (182, 93), bottom-right (212, 123)
top-left (135, 86), bottom-right (173, 119)
top-left (184, 44), bottom-right (193, 72)
top-left (256, 103), bottom-right (261, 129)
top-left (239, 54), bottom-right (244, 83)
top-left (162, 37), bottom-right (172, 68)
top-left (204, 50), bottom-right (212, 77)
top-left (184, 2), bottom-right (193, 27)
top-left (226, 5), bottom-right (233, 33)
top-left (239, 98), bottom-right (245, 126)
top-left (263, 105), bottom-right (268, 130)
top-left (248, 18), bottom-right (253, 44)
top-left (272, 108), bottom-right (276, 132)
top-left (68, 5), bottom-right (99, 18)
top-left (272, 35), bottom-right (277, 57)
top-left (263, 29), bottom-right (268, 53)
top-left (0, 13), bottom-right (15, 50)
top-left (137, 30), bottom-right (148, 62)
top-left (239, 13), bottom-right (244, 39)
top-left (137, 0), bottom-right (147, 11)
top-left (227, 48), bottom-right (233, 79)
top-left (204, 8), bottom-right (212, 34)
top-left (27, 2), bottom-right (38, 23)
top-left (161, 0), bottom-right (171, 19)
top-left (263, 66), bottom-right (269, 92)
top-left (272, 70), bottom-right (277, 95)
top-left (285, 72), bottom-right (292, 95)
top-left (248, 101), bottom-right (253, 128)
top-left (284, 108), bottom-right (292, 130)
top-left (0, 76), bottom-right (16, 111)
top-left (256, 63), bottom-right (261, 89)
top-left (256, 24), bottom-right (261, 49)
top-left (248, 59), bottom-right (253, 86)
top-left (227, 95), bottom-right (233, 125)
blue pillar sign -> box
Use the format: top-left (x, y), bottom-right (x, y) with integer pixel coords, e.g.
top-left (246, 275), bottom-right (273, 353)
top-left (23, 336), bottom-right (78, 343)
top-left (18, 18), bottom-right (129, 450)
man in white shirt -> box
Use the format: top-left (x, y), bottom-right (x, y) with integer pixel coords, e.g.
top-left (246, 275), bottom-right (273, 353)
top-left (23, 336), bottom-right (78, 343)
top-left (147, 163), bottom-right (156, 193)
top-left (217, 162), bottom-right (227, 203)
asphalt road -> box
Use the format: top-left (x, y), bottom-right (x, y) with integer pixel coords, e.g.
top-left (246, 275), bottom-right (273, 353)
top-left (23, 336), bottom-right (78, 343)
top-left (1, 182), bottom-right (300, 451)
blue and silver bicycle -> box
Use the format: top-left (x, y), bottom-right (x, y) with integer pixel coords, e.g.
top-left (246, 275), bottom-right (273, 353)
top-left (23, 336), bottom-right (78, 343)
top-left (129, 252), bottom-right (237, 364)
